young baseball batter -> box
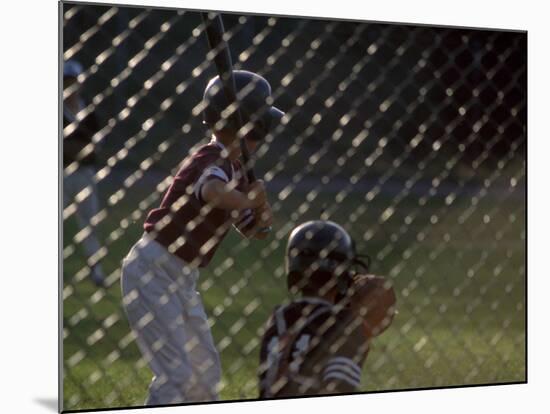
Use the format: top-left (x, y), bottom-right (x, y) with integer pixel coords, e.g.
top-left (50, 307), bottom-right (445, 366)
top-left (258, 220), bottom-right (396, 398)
top-left (121, 70), bottom-right (284, 405)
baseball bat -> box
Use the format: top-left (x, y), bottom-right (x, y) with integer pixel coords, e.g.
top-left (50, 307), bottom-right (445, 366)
top-left (201, 12), bottom-right (254, 181)
top-left (201, 12), bottom-right (272, 233)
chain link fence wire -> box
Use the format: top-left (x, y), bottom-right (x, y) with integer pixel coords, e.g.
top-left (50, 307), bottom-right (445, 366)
top-left (61, 1), bottom-right (526, 411)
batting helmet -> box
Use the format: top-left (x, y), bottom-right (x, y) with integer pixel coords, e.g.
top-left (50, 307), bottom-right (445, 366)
top-left (285, 220), bottom-right (370, 297)
top-left (202, 70), bottom-right (284, 140)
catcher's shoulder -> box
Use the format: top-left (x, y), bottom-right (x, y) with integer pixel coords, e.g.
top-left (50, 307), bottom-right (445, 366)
top-left (352, 273), bottom-right (391, 284)
top-left (293, 297), bottom-right (334, 314)
top-left (264, 298), bottom-right (336, 331)
top-left (351, 273), bottom-right (395, 295)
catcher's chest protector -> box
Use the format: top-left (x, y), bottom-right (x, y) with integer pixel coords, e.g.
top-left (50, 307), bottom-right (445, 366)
top-left (259, 299), bottom-right (336, 398)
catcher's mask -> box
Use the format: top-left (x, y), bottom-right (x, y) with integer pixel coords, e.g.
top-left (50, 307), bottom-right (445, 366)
top-left (202, 70), bottom-right (284, 141)
top-left (285, 220), bottom-right (370, 297)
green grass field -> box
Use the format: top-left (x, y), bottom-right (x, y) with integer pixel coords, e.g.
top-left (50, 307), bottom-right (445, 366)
top-left (62, 168), bottom-right (525, 411)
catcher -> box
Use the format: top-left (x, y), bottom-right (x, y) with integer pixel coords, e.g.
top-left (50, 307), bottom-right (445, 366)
top-left (258, 220), bottom-right (396, 398)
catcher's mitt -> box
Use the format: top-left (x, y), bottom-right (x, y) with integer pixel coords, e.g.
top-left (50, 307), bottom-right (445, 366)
top-left (347, 274), bottom-right (397, 338)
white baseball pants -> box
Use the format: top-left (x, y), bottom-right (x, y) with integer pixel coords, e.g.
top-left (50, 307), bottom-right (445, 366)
top-left (121, 233), bottom-right (221, 405)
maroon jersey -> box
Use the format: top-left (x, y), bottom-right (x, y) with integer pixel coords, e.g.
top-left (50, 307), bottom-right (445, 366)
top-left (144, 140), bottom-right (248, 267)
top-left (259, 297), bottom-right (369, 398)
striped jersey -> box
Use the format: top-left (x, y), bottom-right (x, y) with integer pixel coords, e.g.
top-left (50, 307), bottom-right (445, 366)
top-left (259, 297), bottom-right (369, 398)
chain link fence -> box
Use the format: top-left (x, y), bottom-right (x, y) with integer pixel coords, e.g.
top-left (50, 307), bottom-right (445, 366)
top-left (61, 1), bottom-right (526, 411)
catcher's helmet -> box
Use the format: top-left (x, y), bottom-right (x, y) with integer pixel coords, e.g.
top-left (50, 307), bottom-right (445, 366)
top-left (202, 70), bottom-right (284, 140)
top-left (285, 220), bottom-right (370, 296)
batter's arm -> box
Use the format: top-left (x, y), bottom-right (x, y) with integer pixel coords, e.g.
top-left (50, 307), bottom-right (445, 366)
top-left (233, 204), bottom-right (272, 240)
top-left (201, 179), bottom-right (267, 211)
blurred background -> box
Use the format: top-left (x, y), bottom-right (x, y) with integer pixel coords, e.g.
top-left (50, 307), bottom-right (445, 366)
top-left (62, 1), bottom-right (526, 410)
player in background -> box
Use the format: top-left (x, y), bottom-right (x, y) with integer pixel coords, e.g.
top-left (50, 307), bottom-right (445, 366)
top-left (121, 70), bottom-right (284, 405)
top-left (259, 220), bottom-right (397, 398)
top-left (62, 59), bottom-right (106, 287)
